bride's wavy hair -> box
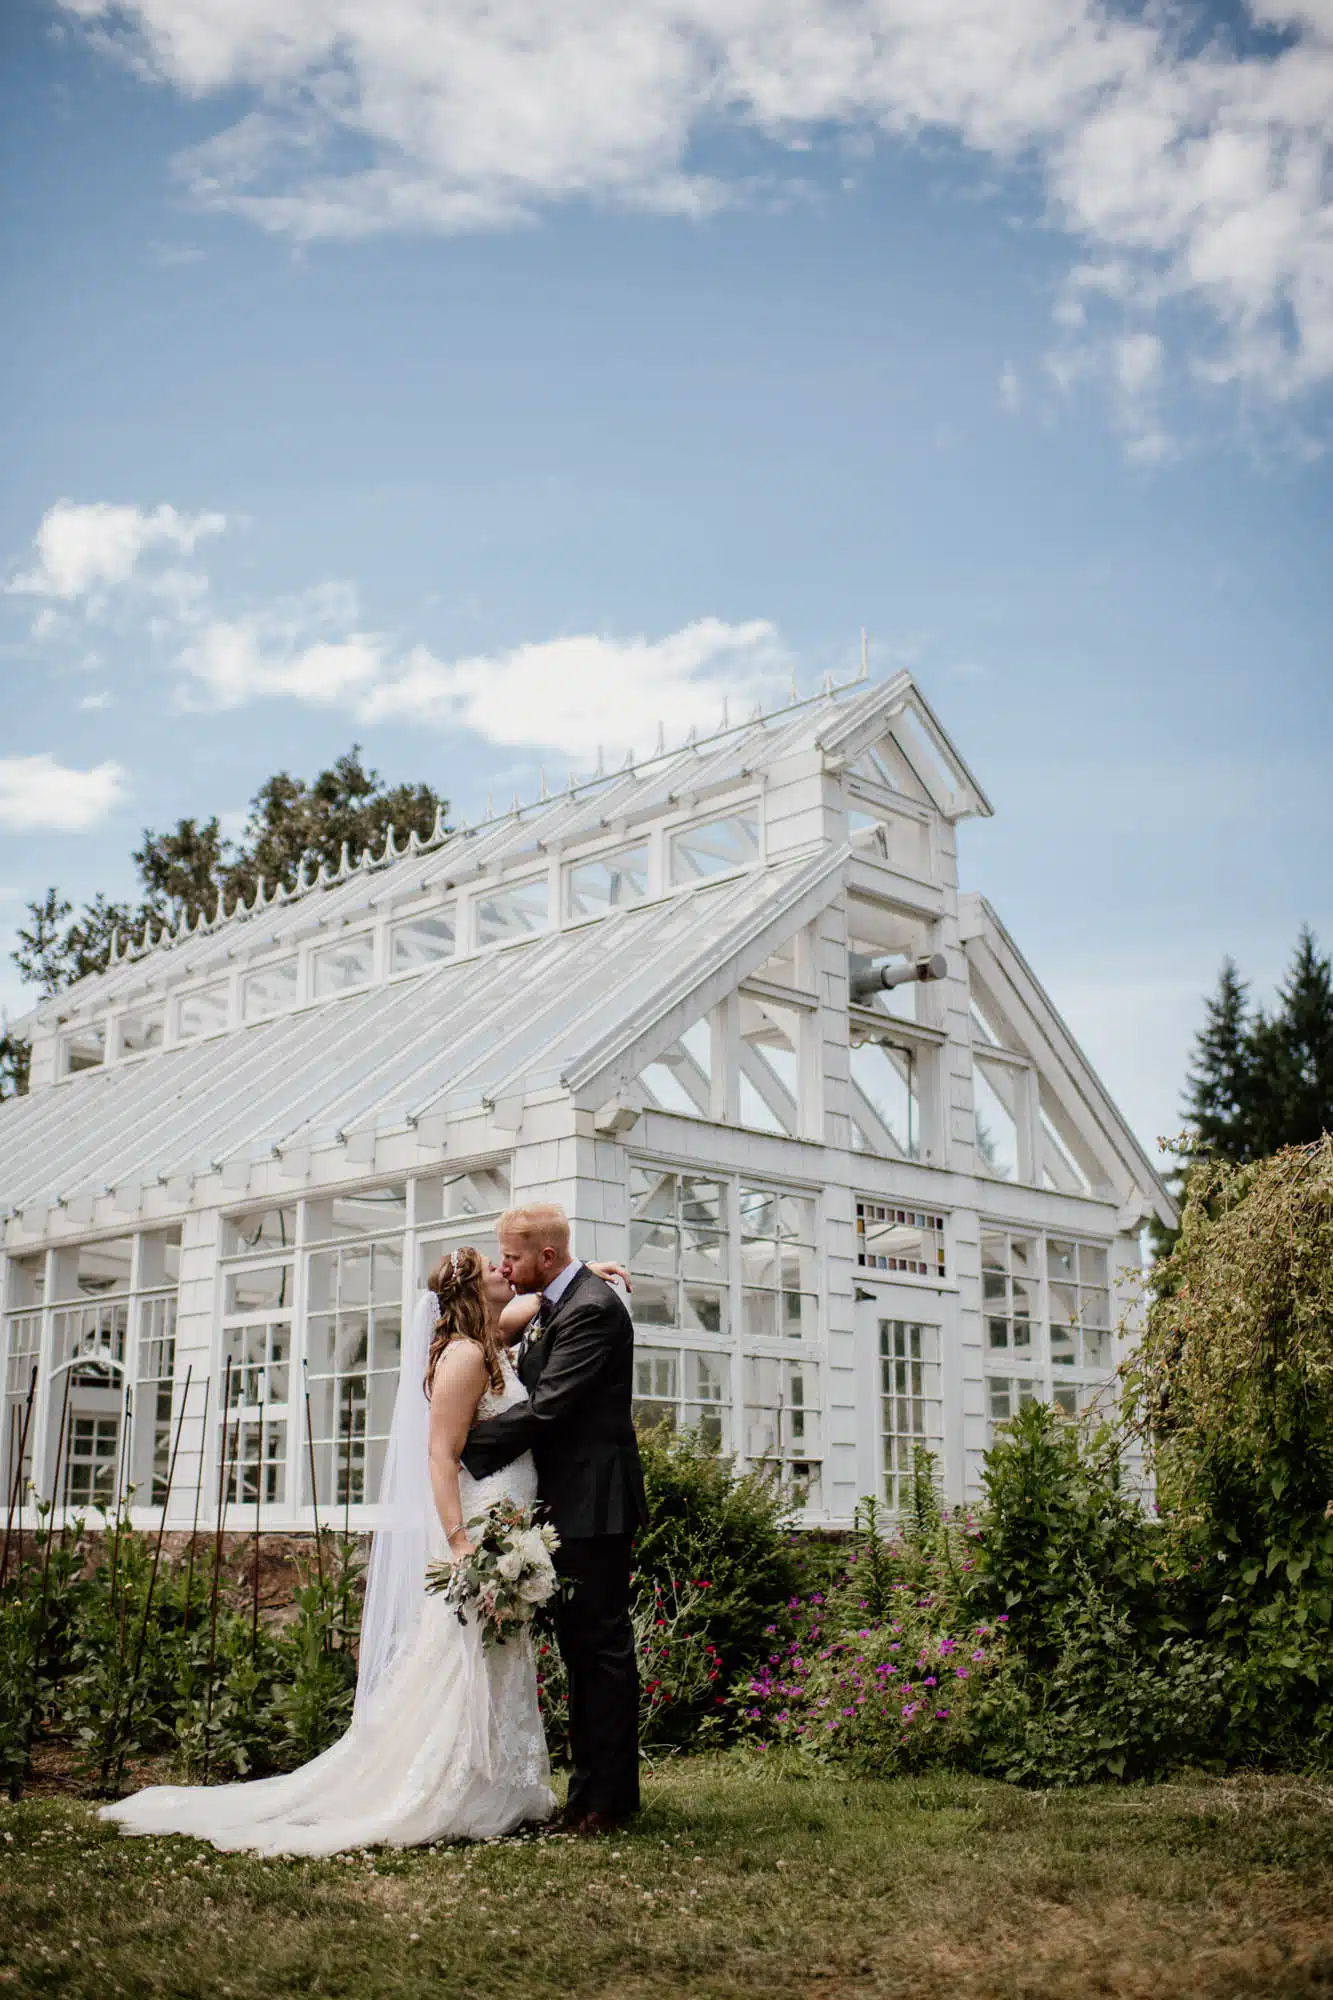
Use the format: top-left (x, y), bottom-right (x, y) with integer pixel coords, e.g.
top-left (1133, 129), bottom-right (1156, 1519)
top-left (424, 1246), bottom-right (506, 1399)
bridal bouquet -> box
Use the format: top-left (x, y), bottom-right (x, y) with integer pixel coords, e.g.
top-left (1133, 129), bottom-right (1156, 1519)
top-left (426, 1501), bottom-right (561, 1648)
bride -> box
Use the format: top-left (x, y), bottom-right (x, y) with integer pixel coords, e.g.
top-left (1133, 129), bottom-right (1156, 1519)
top-left (101, 1247), bottom-right (611, 1856)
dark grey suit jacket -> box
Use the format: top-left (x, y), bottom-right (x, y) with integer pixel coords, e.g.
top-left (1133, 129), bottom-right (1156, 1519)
top-left (461, 1265), bottom-right (648, 1542)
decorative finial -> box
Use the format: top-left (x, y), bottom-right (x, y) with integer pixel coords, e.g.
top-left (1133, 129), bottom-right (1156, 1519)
top-left (538, 766), bottom-right (548, 800)
top-left (789, 673), bottom-right (799, 704)
top-left (721, 697), bottom-right (730, 730)
top-left (430, 804), bottom-right (447, 844)
top-left (595, 744), bottom-right (604, 777)
top-left (859, 627), bottom-right (869, 679)
top-left (337, 842), bottom-right (352, 880)
top-left (654, 721), bottom-right (665, 757)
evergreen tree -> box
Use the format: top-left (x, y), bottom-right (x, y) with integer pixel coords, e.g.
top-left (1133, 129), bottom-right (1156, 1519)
top-left (5, 749), bottom-right (451, 1079)
top-left (1260, 926), bottom-right (1333, 1152)
top-left (1182, 958), bottom-right (1257, 1160)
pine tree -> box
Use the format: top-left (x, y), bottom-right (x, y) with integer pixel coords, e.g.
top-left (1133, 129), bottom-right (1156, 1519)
top-left (1182, 958), bottom-right (1257, 1160)
top-left (1259, 926), bottom-right (1333, 1151)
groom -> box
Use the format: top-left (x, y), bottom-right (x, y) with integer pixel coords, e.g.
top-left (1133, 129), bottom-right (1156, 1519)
top-left (462, 1203), bottom-right (647, 1835)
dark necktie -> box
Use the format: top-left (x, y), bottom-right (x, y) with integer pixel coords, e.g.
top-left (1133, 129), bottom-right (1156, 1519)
top-left (520, 1302), bottom-right (546, 1367)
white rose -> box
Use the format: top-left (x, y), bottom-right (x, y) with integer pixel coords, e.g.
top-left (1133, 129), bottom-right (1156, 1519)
top-left (518, 1571), bottom-right (554, 1604)
top-left (496, 1549), bottom-right (525, 1582)
top-left (515, 1529), bottom-right (551, 1570)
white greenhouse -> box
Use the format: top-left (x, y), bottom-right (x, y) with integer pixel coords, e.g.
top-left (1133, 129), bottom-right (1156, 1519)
top-left (0, 672), bottom-right (1173, 1534)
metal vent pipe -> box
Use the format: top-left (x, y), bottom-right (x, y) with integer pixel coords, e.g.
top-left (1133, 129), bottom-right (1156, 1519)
top-left (849, 951), bottom-right (948, 1001)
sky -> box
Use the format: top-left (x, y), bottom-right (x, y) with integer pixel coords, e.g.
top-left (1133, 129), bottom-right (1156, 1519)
top-left (2, 0), bottom-right (1332, 1165)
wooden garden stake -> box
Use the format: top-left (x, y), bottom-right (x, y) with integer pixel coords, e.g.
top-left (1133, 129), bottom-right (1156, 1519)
top-left (251, 1398), bottom-right (263, 1660)
top-left (1, 1368), bottom-right (37, 1585)
top-left (182, 1374), bottom-right (210, 1634)
top-left (13, 1370), bottom-right (71, 1799)
top-left (111, 1366), bottom-right (193, 1789)
top-left (202, 1355), bottom-right (233, 1786)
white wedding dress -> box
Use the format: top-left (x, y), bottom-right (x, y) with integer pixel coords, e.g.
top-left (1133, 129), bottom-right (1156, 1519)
top-left (101, 1336), bottom-right (554, 1856)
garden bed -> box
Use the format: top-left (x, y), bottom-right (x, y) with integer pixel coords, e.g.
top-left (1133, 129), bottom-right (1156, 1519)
top-left (3, 1757), bottom-right (1332, 1999)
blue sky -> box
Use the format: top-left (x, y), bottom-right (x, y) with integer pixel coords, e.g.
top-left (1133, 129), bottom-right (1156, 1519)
top-left (2, 0), bottom-right (1332, 1157)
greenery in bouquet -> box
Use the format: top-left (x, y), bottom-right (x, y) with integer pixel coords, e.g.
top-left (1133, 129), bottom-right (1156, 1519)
top-left (426, 1501), bottom-right (560, 1648)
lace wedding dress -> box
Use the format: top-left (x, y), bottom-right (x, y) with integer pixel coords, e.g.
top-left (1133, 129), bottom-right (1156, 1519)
top-left (100, 1331), bottom-right (554, 1856)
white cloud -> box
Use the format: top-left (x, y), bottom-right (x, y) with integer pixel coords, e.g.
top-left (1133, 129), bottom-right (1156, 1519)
top-left (9, 500), bottom-right (226, 601)
top-left (55, 0), bottom-right (1333, 409)
top-left (999, 362), bottom-right (1022, 412)
top-left (174, 585), bottom-right (789, 757)
top-left (0, 756), bottom-right (129, 831)
top-left (78, 691), bottom-right (114, 711)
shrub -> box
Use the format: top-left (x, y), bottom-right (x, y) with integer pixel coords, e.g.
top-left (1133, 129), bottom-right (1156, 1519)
top-left (633, 1424), bottom-right (802, 1677)
top-left (1134, 1139), bottom-right (1333, 1763)
top-left (740, 1588), bottom-right (1006, 1774)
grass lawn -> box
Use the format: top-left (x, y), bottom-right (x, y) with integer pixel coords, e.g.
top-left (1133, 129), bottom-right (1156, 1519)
top-left (2, 1757), bottom-right (1332, 1999)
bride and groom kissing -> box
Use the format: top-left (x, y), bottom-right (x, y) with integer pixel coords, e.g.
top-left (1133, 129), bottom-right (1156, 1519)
top-left (102, 1205), bottom-right (647, 1855)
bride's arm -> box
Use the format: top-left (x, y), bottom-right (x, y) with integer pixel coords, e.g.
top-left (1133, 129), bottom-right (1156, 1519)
top-left (587, 1261), bottom-right (632, 1292)
top-left (428, 1342), bottom-right (490, 1560)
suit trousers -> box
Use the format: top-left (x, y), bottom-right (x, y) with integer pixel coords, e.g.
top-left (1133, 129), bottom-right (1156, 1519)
top-left (553, 1533), bottom-right (639, 1822)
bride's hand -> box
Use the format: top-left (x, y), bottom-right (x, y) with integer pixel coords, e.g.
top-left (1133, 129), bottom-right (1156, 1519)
top-left (587, 1260), bottom-right (632, 1292)
top-left (447, 1526), bottom-right (476, 1561)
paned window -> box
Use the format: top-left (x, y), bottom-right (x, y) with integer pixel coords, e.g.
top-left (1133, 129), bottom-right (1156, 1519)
top-left (178, 986), bottom-right (230, 1039)
top-left (981, 1228), bottom-right (1117, 1438)
top-left (669, 813), bottom-right (760, 885)
top-left (117, 1009), bottom-right (164, 1057)
top-left (567, 845), bottom-right (650, 918)
top-left (312, 934), bottom-right (375, 998)
top-left (982, 1230), bottom-right (1037, 1360)
top-left (1, 1281), bottom-right (41, 1504)
top-left (744, 1355), bottom-right (821, 1505)
top-left (628, 1163), bottom-right (823, 1507)
top-left (855, 1203), bottom-right (946, 1279)
top-left (739, 995), bottom-right (803, 1137)
top-left (63, 1023), bottom-right (106, 1074)
top-left (850, 1037), bottom-right (919, 1159)
top-left (1047, 1239), bottom-right (1113, 1370)
top-left (739, 1186), bottom-right (817, 1342)
top-left (879, 1319), bottom-right (942, 1509)
top-left (415, 1167), bottom-right (513, 1284)
top-left (629, 1167), bottom-right (729, 1336)
top-left (134, 1294), bottom-right (178, 1504)
top-left (987, 1375), bottom-right (1038, 1425)
top-left (224, 1206), bottom-right (297, 1257)
top-left (632, 1348), bottom-right (729, 1449)
top-left (220, 1321), bottom-right (290, 1504)
top-left (8, 1227), bottom-right (184, 1514)
top-left (476, 877), bottom-right (548, 945)
top-left (974, 1057), bottom-right (1022, 1181)
top-left (305, 1220), bottom-right (404, 1508)
top-left (390, 910), bottom-right (456, 973)
top-left (65, 1415), bottom-right (121, 1510)
top-left (242, 960), bottom-right (299, 1021)
top-left (638, 1018), bottom-right (713, 1120)
top-left (219, 1217), bottom-right (294, 1510)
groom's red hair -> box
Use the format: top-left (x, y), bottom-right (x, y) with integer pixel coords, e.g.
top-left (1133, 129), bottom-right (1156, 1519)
top-left (499, 1203), bottom-right (571, 1256)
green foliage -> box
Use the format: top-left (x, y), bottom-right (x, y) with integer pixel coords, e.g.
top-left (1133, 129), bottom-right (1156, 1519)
top-left (0, 1028), bottom-right (30, 1101)
top-left (537, 1576), bottom-right (727, 1763)
top-left (0, 1512), bottom-right (364, 1798)
top-left (10, 748), bottom-right (450, 996)
top-left (970, 1404), bottom-right (1168, 1666)
top-left (634, 1423), bottom-right (802, 1678)
top-left (970, 1577), bottom-right (1229, 1786)
top-left (1135, 1137), bottom-right (1333, 1760)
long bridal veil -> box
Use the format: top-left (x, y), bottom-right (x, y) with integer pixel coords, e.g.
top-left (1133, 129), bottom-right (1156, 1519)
top-left (354, 1288), bottom-right (439, 1718)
